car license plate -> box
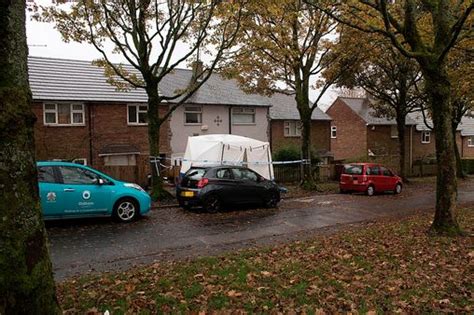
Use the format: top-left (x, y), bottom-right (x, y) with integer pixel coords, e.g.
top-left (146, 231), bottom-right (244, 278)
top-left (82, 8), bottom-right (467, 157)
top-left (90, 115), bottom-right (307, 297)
top-left (181, 191), bottom-right (194, 197)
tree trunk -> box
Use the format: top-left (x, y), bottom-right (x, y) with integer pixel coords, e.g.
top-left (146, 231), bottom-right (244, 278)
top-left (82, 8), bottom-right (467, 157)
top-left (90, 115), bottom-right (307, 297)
top-left (452, 123), bottom-right (465, 179)
top-left (423, 65), bottom-right (461, 235)
top-left (396, 114), bottom-right (408, 181)
top-left (295, 93), bottom-right (315, 188)
top-left (0, 1), bottom-right (60, 313)
top-left (146, 83), bottom-right (170, 200)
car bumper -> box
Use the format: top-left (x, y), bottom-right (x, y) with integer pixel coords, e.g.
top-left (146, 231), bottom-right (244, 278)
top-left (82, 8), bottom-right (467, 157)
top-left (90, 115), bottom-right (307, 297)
top-left (340, 182), bottom-right (369, 192)
top-left (176, 188), bottom-right (202, 207)
top-left (137, 193), bottom-right (152, 215)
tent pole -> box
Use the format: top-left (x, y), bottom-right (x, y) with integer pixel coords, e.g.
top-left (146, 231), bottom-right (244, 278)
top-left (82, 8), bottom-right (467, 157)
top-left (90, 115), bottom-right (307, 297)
top-left (220, 142), bottom-right (225, 166)
top-left (266, 145), bottom-right (272, 180)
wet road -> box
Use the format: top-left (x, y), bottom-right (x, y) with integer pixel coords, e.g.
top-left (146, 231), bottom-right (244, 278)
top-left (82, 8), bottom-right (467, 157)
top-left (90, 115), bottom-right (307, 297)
top-left (47, 181), bottom-right (474, 280)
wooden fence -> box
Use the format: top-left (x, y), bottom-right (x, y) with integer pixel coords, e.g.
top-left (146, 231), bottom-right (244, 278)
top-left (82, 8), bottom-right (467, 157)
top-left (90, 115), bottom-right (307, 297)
top-left (101, 164), bottom-right (148, 187)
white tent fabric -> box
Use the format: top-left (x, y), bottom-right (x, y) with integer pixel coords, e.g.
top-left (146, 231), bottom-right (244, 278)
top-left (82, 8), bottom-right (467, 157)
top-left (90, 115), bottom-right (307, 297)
top-left (180, 134), bottom-right (274, 179)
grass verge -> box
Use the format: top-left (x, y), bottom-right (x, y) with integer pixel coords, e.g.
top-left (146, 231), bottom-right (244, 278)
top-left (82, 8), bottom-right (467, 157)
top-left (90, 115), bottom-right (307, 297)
top-left (59, 209), bottom-right (473, 314)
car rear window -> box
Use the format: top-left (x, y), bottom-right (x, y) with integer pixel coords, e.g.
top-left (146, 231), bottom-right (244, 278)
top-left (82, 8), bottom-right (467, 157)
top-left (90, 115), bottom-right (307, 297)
top-left (185, 168), bottom-right (206, 180)
top-left (343, 164), bottom-right (363, 175)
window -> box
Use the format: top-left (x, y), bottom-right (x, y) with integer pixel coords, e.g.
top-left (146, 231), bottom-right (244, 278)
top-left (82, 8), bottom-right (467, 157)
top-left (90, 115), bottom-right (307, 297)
top-left (184, 106), bottom-right (202, 124)
top-left (467, 136), bottom-right (474, 147)
top-left (232, 107), bottom-right (255, 124)
top-left (421, 131), bottom-right (431, 144)
top-left (103, 155), bottom-right (136, 166)
top-left (232, 168), bottom-right (258, 181)
top-left (58, 166), bottom-right (101, 185)
top-left (284, 121), bottom-right (301, 137)
top-left (380, 167), bottom-right (393, 176)
top-left (43, 103), bottom-right (84, 126)
top-left (390, 125), bottom-right (398, 138)
top-left (37, 166), bottom-right (57, 183)
top-left (216, 169), bottom-right (232, 179)
top-left (128, 104), bottom-right (148, 125)
top-left (343, 164), bottom-right (363, 175)
top-left (366, 166), bottom-right (380, 175)
top-left (331, 126), bottom-right (337, 139)
top-left (72, 158), bottom-right (87, 166)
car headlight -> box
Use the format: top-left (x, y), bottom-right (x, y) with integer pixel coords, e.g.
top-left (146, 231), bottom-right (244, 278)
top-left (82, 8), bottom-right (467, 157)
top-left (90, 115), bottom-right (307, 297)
top-left (124, 183), bottom-right (146, 193)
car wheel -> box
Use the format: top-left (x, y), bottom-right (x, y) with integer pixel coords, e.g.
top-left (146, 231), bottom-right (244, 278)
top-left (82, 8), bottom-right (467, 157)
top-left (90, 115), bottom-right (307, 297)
top-left (366, 185), bottom-right (375, 196)
top-left (395, 183), bottom-right (402, 194)
top-left (203, 194), bottom-right (221, 213)
top-left (113, 198), bottom-right (138, 222)
top-left (265, 191), bottom-right (279, 208)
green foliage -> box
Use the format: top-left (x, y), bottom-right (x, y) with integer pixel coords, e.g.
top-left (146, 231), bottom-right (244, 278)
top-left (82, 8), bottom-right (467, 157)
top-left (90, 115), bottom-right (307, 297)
top-left (461, 159), bottom-right (474, 175)
top-left (273, 145), bottom-right (322, 164)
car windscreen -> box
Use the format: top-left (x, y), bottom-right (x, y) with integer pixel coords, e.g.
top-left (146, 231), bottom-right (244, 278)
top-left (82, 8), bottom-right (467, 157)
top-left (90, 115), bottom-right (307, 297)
top-left (343, 164), bottom-right (363, 175)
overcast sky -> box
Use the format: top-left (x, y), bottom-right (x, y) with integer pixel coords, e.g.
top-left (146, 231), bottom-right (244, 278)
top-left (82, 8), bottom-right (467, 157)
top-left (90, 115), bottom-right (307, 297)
top-left (26, 3), bottom-right (338, 110)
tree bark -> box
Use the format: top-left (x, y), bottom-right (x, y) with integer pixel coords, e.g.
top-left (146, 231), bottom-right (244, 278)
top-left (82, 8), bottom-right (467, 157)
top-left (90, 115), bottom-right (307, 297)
top-left (396, 114), bottom-right (408, 181)
top-left (422, 63), bottom-right (461, 235)
top-left (453, 123), bottom-right (465, 179)
top-left (0, 0), bottom-right (60, 313)
top-left (146, 82), bottom-right (170, 200)
top-left (295, 92), bottom-right (315, 188)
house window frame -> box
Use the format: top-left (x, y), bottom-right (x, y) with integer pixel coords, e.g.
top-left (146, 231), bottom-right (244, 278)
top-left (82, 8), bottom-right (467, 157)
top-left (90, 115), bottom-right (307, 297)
top-left (467, 136), bottom-right (474, 147)
top-left (184, 105), bottom-right (203, 125)
top-left (283, 120), bottom-right (302, 137)
top-left (421, 131), bottom-right (431, 144)
top-left (331, 126), bottom-right (337, 139)
top-left (231, 107), bottom-right (256, 125)
top-left (43, 103), bottom-right (85, 126)
top-left (390, 125), bottom-right (398, 138)
top-left (127, 104), bottom-right (148, 126)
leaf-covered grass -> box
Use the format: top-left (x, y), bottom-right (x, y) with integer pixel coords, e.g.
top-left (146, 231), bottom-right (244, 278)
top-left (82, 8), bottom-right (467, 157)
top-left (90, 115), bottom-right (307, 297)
top-left (59, 209), bottom-right (474, 314)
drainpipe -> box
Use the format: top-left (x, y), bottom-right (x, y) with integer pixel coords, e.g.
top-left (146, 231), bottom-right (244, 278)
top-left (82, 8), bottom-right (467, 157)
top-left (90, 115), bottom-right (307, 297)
top-left (228, 106), bottom-right (232, 134)
top-left (88, 103), bottom-right (94, 166)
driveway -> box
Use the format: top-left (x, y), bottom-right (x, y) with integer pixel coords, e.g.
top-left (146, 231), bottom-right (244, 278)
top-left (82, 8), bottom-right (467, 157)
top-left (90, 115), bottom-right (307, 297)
top-left (46, 180), bottom-right (474, 280)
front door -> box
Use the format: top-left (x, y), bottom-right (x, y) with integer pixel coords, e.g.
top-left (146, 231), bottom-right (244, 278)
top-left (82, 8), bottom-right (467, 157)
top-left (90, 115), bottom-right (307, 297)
top-left (57, 165), bottom-right (112, 216)
top-left (231, 168), bottom-right (264, 203)
top-left (380, 167), bottom-right (396, 191)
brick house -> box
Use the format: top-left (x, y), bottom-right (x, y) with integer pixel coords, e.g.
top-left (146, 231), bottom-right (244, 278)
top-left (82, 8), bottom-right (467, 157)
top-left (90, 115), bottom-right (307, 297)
top-left (326, 96), bottom-right (474, 173)
top-left (29, 56), bottom-right (271, 185)
top-left (268, 93), bottom-right (332, 162)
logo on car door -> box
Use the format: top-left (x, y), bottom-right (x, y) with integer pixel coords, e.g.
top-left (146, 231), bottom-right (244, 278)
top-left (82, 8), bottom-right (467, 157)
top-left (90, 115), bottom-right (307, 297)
top-left (82, 190), bottom-right (91, 200)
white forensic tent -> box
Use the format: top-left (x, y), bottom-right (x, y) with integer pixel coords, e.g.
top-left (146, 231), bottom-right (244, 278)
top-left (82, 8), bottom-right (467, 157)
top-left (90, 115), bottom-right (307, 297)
top-left (180, 134), bottom-right (274, 179)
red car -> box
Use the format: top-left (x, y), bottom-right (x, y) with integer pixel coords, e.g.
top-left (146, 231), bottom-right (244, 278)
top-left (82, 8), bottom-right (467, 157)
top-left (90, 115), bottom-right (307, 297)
top-left (339, 163), bottom-right (403, 196)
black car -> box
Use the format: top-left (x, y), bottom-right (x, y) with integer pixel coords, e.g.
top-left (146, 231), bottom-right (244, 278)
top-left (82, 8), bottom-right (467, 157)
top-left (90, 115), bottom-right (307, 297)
top-left (177, 166), bottom-right (281, 212)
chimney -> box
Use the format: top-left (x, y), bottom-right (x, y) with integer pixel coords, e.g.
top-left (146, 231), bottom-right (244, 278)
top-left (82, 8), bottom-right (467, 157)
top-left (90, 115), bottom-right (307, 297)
top-left (191, 60), bottom-right (204, 83)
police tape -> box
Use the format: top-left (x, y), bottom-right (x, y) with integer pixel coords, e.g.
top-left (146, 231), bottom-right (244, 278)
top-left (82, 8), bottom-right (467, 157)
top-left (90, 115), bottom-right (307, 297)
top-left (149, 156), bottom-right (310, 165)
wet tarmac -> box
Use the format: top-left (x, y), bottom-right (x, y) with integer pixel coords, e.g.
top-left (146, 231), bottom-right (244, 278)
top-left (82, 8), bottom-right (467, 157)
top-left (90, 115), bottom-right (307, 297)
top-left (46, 181), bottom-right (474, 280)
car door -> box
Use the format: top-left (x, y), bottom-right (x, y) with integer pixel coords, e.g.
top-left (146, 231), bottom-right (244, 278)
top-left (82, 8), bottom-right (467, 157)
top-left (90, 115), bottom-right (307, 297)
top-left (38, 165), bottom-right (64, 217)
top-left (232, 168), bottom-right (263, 203)
top-left (366, 165), bottom-right (381, 189)
top-left (380, 167), bottom-right (396, 191)
top-left (214, 168), bottom-right (240, 203)
top-left (57, 165), bottom-right (113, 216)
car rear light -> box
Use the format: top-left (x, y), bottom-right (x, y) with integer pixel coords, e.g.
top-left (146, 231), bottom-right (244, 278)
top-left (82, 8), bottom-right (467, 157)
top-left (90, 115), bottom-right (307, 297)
top-left (197, 178), bottom-right (209, 188)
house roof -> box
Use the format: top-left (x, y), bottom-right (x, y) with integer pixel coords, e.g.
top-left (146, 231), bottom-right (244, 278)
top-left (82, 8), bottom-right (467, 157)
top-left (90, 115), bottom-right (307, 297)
top-left (337, 97), bottom-right (417, 125)
top-left (460, 116), bottom-right (474, 136)
top-left (28, 56), bottom-right (271, 107)
top-left (268, 93), bottom-right (331, 120)
top-left (407, 111), bottom-right (474, 136)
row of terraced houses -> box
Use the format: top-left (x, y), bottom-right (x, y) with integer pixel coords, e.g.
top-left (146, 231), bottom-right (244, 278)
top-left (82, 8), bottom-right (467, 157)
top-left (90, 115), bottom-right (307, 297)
top-left (30, 57), bottom-right (474, 185)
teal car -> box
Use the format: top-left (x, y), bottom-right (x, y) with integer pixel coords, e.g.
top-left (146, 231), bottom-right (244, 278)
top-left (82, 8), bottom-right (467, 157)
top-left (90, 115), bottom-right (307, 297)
top-left (37, 161), bottom-right (151, 222)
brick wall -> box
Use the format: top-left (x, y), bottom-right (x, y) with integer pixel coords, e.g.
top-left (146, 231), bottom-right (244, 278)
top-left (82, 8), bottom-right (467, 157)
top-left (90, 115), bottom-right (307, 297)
top-left (270, 120), bottom-right (331, 154)
top-left (33, 101), bottom-right (171, 186)
top-left (461, 136), bottom-right (474, 158)
top-left (326, 98), bottom-right (367, 160)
